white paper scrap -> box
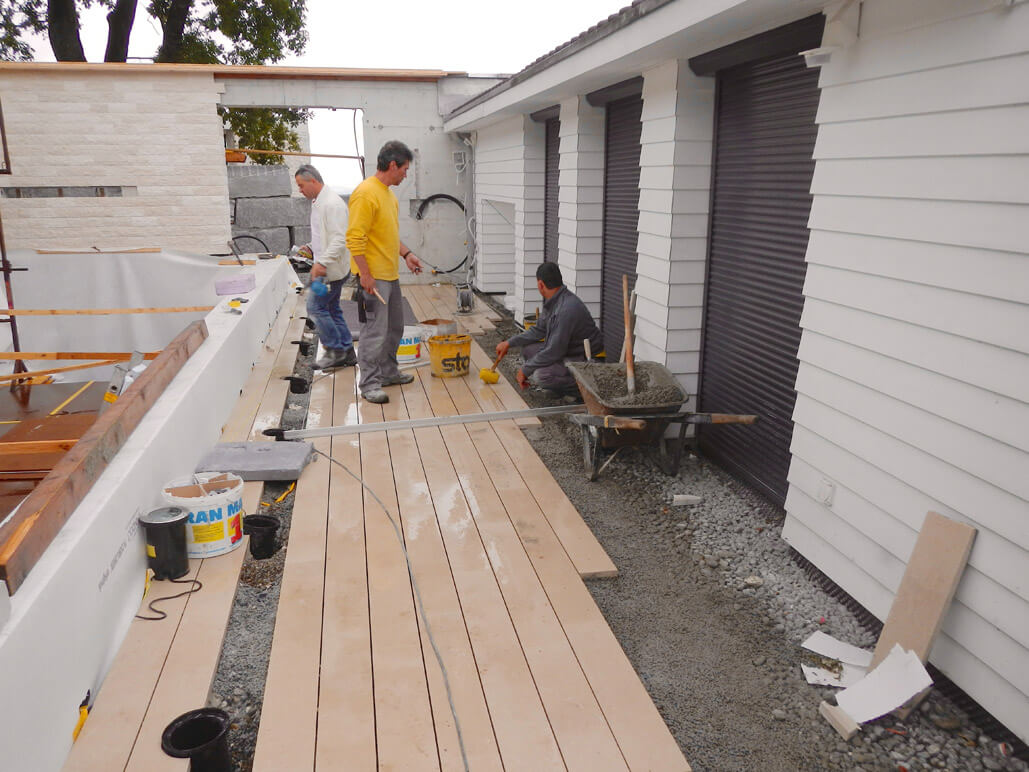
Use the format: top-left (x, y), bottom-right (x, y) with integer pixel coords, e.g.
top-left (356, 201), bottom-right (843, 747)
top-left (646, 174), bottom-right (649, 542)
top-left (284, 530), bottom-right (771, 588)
top-left (801, 663), bottom-right (867, 688)
top-left (836, 645), bottom-right (932, 724)
top-left (802, 630), bottom-right (874, 667)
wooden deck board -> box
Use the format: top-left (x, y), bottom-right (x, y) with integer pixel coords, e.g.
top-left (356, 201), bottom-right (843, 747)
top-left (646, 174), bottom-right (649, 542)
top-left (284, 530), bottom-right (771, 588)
top-left (66, 295), bottom-right (302, 772)
top-left (315, 366), bottom-right (376, 770)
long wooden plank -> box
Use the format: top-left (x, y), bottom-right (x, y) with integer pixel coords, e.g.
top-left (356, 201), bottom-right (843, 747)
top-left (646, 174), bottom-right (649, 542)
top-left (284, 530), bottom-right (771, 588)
top-left (388, 378), bottom-right (504, 772)
top-left (252, 370), bottom-right (334, 771)
top-left (0, 439), bottom-right (77, 455)
top-left (125, 310), bottom-right (304, 772)
top-left (1, 305), bottom-right (214, 316)
top-left (437, 375), bottom-right (628, 771)
top-left (411, 368), bottom-right (566, 768)
top-left (66, 299), bottom-right (299, 771)
top-left (464, 416), bottom-right (690, 770)
top-left (493, 422), bottom-right (618, 579)
top-left (315, 366), bottom-right (376, 770)
top-left (0, 359), bottom-right (120, 382)
top-left (408, 285), bottom-right (536, 426)
top-left (358, 390), bottom-right (439, 770)
top-left (431, 355), bottom-right (616, 579)
top-left (0, 321), bottom-right (208, 593)
top-left (0, 351), bottom-right (161, 361)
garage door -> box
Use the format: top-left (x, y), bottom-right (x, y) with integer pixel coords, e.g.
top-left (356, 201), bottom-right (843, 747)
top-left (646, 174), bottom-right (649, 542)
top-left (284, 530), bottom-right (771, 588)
top-left (543, 117), bottom-right (560, 263)
top-left (599, 90), bottom-right (643, 359)
top-left (691, 16), bottom-right (823, 505)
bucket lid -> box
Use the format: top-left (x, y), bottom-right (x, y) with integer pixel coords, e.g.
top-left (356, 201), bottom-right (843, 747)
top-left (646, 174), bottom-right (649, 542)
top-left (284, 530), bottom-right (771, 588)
top-left (139, 506), bottom-right (189, 526)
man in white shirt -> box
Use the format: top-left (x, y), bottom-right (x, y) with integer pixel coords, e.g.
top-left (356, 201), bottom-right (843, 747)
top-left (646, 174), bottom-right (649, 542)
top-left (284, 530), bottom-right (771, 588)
top-left (295, 164), bottom-right (356, 370)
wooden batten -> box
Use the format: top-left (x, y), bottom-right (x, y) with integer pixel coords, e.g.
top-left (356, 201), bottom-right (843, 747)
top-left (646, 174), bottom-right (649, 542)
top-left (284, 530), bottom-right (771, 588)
top-left (0, 321), bottom-right (208, 593)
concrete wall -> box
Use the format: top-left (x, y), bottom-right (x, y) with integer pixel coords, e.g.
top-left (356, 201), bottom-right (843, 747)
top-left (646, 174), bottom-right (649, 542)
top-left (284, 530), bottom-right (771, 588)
top-left (218, 76), bottom-right (498, 286)
top-left (782, 0), bottom-right (1029, 742)
top-left (0, 69), bottom-right (230, 254)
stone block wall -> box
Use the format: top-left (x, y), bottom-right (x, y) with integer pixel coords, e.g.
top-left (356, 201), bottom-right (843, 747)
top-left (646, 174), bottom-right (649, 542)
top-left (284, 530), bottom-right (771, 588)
top-left (227, 165), bottom-right (311, 254)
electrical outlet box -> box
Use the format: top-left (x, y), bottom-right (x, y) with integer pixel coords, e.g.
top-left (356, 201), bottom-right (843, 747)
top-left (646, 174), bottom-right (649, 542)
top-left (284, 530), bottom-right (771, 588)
top-left (452, 150), bottom-right (467, 169)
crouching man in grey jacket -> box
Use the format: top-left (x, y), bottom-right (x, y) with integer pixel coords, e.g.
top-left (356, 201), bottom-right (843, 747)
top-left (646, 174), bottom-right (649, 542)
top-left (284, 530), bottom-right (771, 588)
top-left (495, 262), bottom-right (604, 396)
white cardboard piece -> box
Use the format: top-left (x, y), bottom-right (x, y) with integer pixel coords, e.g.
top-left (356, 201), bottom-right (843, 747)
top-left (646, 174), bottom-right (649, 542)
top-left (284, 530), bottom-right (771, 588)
top-left (836, 644), bottom-right (933, 724)
top-left (801, 663), bottom-right (867, 688)
top-left (802, 630), bottom-right (874, 667)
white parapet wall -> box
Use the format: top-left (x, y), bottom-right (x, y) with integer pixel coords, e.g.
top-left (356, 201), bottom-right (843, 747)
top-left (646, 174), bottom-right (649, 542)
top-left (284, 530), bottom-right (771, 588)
top-left (0, 256), bottom-right (296, 772)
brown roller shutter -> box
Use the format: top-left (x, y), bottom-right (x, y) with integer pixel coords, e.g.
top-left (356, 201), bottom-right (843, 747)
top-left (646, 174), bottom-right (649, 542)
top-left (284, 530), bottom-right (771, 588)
top-left (601, 93), bottom-right (643, 359)
top-left (543, 118), bottom-right (560, 263)
top-left (697, 32), bottom-right (822, 506)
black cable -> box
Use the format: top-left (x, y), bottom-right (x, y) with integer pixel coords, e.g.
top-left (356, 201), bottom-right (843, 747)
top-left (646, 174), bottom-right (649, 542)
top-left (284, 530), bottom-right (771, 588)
top-left (231, 234), bottom-right (270, 252)
top-left (414, 193), bottom-right (465, 220)
top-left (135, 577), bottom-right (204, 621)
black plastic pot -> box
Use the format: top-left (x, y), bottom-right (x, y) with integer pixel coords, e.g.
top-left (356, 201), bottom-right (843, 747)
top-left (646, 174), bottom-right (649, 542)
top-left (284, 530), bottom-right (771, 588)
top-left (138, 507), bottom-right (189, 580)
top-left (161, 707), bottom-right (231, 771)
top-left (243, 514), bottom-right (280, 559)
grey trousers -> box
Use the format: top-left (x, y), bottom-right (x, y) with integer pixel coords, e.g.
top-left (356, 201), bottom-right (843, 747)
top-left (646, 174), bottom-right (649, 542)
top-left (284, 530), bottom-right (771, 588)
top-left (358, 278), bottom-right (404, 393)
top-left (523, 341), bottom-right (582, 392)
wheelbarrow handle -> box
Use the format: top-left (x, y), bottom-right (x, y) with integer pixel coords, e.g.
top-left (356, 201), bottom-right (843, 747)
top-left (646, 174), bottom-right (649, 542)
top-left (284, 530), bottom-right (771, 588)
top-left (684, 413), bottom-right (759, 425)
top-left (568, 414), bottom-right (647, 430)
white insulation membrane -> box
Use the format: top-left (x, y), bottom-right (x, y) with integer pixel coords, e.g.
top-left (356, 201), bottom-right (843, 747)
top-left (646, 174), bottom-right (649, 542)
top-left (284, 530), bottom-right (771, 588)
top-left (0, 253), bottom-right (298, 772)
top-left (0, 249), bottom-right (258, 380)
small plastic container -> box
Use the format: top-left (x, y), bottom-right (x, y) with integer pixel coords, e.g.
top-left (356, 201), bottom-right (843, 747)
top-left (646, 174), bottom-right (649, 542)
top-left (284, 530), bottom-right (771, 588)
top-left (161, 707), bottom-right (231, 771)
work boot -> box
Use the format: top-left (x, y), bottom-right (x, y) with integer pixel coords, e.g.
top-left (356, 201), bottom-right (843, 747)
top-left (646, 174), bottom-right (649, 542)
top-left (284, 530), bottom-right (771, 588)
top-left (362, 389), bottom-right (389, 404)
top-left (314, 348), bottom-right (344, 370)
top-left (381, 371), bottom-right (415, 386)
top-left (339, 347), bottom-right (358, 366)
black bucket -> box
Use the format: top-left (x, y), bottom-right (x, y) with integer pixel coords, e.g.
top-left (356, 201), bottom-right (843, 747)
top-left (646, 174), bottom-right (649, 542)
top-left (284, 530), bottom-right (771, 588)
top-left (161, 707), bottom-right (231, 771)
top-left (138, 507), bottom-right (189, 580)
top-left (243, 515), bottom-right (280, 559)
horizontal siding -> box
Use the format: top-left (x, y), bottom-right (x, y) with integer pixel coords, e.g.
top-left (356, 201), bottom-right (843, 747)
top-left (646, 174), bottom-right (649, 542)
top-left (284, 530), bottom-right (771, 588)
top-left (786, 0), bottom-right (1029, 743)
top-left (474, 117), bottom-right (524, 294)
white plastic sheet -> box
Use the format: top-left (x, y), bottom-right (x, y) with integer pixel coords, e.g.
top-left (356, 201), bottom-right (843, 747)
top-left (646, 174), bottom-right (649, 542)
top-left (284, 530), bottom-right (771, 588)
top-left (1, 249), bottom-right (251, 380)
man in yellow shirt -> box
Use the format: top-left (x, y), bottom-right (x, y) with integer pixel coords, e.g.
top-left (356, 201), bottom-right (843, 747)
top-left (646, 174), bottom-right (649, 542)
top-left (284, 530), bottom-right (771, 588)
top-left (346, 140), bottom-right (424, 404)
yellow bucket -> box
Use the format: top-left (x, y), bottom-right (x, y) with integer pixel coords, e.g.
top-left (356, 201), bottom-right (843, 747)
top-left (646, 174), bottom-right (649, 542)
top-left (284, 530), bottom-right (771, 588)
top-left (428, 334), bottom-right (471, 378)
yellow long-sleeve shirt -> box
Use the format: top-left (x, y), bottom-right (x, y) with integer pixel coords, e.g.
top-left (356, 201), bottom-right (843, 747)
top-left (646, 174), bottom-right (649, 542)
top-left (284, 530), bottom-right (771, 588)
top-left (346, 176), bottom-right (400, 281)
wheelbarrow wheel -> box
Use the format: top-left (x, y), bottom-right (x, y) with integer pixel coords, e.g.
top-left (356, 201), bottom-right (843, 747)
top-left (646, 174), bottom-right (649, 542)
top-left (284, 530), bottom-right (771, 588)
top-left (581, 424), bottom-right (602, 481)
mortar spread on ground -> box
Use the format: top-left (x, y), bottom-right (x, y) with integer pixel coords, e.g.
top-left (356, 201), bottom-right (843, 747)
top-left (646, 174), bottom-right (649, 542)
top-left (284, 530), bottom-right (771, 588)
top-left (576, 361), bottom-right (686, 408)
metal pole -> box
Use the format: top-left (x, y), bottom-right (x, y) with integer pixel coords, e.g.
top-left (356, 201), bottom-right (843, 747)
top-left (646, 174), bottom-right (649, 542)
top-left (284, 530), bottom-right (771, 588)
top-left (272, 403), bottom-right (585, 441)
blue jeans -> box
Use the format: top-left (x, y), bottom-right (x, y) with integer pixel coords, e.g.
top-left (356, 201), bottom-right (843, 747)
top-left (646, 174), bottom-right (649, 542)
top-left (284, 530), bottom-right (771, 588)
top-left (306, 279), bottom-right (353, 351)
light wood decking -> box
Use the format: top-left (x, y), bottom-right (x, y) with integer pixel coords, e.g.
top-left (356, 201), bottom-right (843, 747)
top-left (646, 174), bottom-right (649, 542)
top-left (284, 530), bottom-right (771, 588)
top-left (254, 284), bottom-right (688, 771)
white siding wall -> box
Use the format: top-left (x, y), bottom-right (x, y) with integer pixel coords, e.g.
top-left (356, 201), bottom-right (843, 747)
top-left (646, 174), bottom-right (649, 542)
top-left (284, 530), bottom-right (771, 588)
top-left (783, 0), bottom-right (1029, 742)
top-left (637, 61), bottom-right (714, 404)
top-left (557, 97), bottom-right (605, 317)
top-left (473, 116), bottom-right (523, 294)
top-left (517, 116), bottom-right (546, 319)
top-left (1, 71), bottom-right (230, 254)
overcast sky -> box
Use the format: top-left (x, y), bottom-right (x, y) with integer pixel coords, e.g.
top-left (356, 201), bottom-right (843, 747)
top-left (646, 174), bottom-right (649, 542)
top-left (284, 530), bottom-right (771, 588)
top-left (30, 0), bottom-right (630, 188)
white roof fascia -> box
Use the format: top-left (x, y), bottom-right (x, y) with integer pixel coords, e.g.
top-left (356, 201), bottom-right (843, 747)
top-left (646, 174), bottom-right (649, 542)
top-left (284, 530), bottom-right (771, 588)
top-left (444, 0), bottom-right (826, 133)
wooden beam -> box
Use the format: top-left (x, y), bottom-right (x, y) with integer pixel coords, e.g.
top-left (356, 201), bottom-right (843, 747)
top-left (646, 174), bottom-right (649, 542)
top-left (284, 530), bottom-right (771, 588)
top-left (0, 439), bottom-right (77, 455)
top-left (34, 246), bottom-right (161, 254)
top-left (0, 351), bottom-right (160, 361)
top-left (0, 321), bottom-right (208, 593)
top-left (1, 306), bottom-right (213, 316)
top-left (0, 360), bottom-right (119, 382)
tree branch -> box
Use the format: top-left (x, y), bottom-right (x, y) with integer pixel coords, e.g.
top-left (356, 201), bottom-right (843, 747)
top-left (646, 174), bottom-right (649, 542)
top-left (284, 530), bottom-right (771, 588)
top-left (104, 0), bottom-right (137, 62)
top-left (154, 0), bottom-right (191, 62)
top-left (47, 0), bottom-right (86, 61)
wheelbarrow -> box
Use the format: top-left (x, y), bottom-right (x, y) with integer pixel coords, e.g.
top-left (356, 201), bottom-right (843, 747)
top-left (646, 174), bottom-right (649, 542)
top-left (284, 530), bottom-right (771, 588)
top-left (566, 361), bottom-right (758, 481)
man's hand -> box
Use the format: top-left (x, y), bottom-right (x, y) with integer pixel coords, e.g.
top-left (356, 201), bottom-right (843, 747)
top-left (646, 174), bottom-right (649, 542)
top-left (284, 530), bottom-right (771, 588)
top-left (310, 262), bottom-right (327, 279)
top-left (404, 253), bottom-right (424, 275)
top-left (359, 272), bottom-right (377, 295)
top-left (495, 340), bottom-right (510, 360)
top-left (516, 368), bottom-right (529, 390)
top-left (297, 244), bottom-right (313, 260)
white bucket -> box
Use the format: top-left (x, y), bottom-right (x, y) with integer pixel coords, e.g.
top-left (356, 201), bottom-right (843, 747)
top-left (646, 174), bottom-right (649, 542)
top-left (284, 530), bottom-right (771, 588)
top-left (161, 472), bottom-right (245, 558)
top-left (397, 324), bottom-right (422, 363)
